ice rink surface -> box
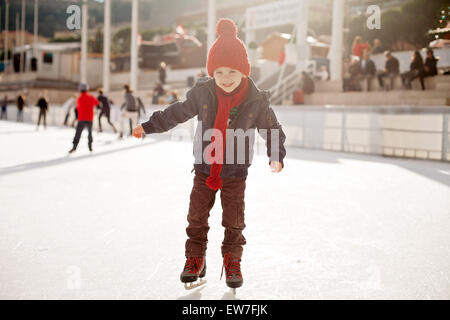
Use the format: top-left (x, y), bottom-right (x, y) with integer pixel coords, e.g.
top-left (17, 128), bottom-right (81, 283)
top-left (0, 121), bottom-right (449, 299)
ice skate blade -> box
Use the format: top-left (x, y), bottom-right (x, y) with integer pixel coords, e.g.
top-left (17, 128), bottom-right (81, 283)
top-left (184, 278), bottom-right (207, 290)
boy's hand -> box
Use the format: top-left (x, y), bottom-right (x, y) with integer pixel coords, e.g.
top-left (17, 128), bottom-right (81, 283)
top-left (133, 125), bottom-right (145, 138)
top-left (270, 161), bottom-right (283, 173)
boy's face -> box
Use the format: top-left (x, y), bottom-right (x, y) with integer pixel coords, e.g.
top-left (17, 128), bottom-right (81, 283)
top-left (213, 67), bottom-right (245, 93)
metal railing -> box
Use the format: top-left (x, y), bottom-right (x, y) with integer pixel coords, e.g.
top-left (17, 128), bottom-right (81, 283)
top-left (268, 60), bottom-right (316, 105)
top-left (264, 105), bottom-right (450, 162)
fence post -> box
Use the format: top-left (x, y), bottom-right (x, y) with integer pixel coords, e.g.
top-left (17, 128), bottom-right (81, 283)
top-left (341, 111), bottom-right (346, 152)
top-left (442, 113), bottom-right (449, 162)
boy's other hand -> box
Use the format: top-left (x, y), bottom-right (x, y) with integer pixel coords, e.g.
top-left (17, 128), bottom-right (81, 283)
top-left (270, 161), bottom-right (283, 173)
top-left (133, 125), bottom-right (145, 138)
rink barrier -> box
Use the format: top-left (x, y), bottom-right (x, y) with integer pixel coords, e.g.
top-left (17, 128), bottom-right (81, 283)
top-left (271, 105), bottom-right (450, 162)
top-left (1, 104), bottom-right (449, 162)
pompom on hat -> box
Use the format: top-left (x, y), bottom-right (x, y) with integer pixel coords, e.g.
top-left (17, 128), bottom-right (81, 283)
top-left (206, 18), bottom-right (250, 77)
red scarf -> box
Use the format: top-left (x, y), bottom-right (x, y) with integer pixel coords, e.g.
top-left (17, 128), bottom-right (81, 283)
top-left (205, 77), bottom-right (249, 190)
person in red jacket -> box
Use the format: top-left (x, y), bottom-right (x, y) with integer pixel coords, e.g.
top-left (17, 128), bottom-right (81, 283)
top-left (352, 36), bottom-right (371, 58)
top-left (68, 83), bottom-right (99, 154)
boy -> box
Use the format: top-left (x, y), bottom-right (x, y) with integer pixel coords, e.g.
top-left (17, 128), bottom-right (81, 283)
top-left (68, 83), bottom-right (99, 154)
top-left (133, 19), bottom-right (286, 291)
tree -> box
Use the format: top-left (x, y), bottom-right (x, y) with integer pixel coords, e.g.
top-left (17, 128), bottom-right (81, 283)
top-left (89, 28), bottom-right (103, 53)
top-left (348, 0), bottom-right (448, 51)
top-left (112, 27), bottom-right (131, 54)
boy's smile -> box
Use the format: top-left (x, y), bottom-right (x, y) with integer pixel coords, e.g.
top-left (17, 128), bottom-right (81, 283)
top-left (213, 67), bottom-right (245, 93)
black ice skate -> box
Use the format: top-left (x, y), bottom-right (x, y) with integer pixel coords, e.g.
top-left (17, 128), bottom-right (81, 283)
top-left (180, 257), bottom-right (207, 290)
top-left (221, 253), bottom-right (243, 295)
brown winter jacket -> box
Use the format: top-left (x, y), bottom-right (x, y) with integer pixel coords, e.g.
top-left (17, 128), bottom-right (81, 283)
top-left (141, 77), bottom-right (286, 178)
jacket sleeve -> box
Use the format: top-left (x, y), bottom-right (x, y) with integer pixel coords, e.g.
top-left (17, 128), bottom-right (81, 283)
top-left (255, 98), bottom-right (287, 168)
top-left (141, 86), bottom-right (199, 134)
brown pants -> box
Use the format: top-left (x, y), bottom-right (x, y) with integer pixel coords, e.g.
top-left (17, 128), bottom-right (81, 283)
top-left (185, 170), bottom-right (247, 259)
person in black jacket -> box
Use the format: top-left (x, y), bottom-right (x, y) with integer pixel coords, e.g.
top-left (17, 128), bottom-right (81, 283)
top-left (360, 50), bottom-right (377, 91)
top-left (16, 93), bottom-right (26, 122)
top-left (377, 51), bottom-right (400, 90)
top-left (401, 51), bottom-right (425, 90)
top-left (97, 89), bottom-right (117, 133)
top-left (372, 39), bottom-right (385, 55)
top-left (36, 92), bottom-right (49, 129)
top-left (423, 48), bottom-right (438, 77)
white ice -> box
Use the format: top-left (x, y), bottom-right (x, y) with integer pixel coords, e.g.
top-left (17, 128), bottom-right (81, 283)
top-left (0, 121), bottom-right (449, 299)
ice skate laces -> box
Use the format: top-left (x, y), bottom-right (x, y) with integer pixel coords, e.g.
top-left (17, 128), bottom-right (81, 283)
top-left (184, 257), bottom-right (203, 274)
top-left (221, 253), bottom-right (242, 280)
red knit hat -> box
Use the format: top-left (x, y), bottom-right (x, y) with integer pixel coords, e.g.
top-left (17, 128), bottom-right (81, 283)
top-left (206, 18), bottom-right (250, 77)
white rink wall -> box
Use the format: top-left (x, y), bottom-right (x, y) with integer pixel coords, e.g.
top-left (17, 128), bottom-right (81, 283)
top-left (2, 104), bottom-right (449, 162)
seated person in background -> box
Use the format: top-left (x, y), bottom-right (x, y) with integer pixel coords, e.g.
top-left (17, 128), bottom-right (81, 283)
top-left (401, 50), bottom-right (425, 90)
top-left (377, 50), bottom-right (400, 90)
top-left (343, 56), bottom-right (362, 91)
top-left (360, 49), bottom-right (377, 91)
top-left (372, 38), bottom-right (385, 55)
top-left (342, 56), bottom-right (351, 92)
top-left (423, 48), bottom-right (438, 77)
top-left (315, 65), bottom-right (329, 81)
top-left (292, 72), bottom-right (315, 105)
top-left (300, 71), bottom-right (315, 94)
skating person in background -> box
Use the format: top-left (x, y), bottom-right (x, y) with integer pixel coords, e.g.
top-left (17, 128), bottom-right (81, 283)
top-left (63, 94), bottom-right (77, 126)
top-left (97, 89), bottom-right (117, 133)
top-left (16, 92), bottom-right (26, 122)
top-left (132, 19), bottom-right (286, 293)
top-left (68, 83), bottom-right (99, 154)
top-left (1, 95), bottom-right (7, 120)
top-left (158, 61), bottom-right (167, 84)
top-left (119, 85), bottom-right (144, 139)
top-left (36, 91), bottom-right (49, 130)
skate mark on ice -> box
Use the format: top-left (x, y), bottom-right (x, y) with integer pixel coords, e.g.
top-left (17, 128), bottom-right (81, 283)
top-left (102, 229), bottom-right (115, 238)
top-left (13, 240), bottom-right (25, 250)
